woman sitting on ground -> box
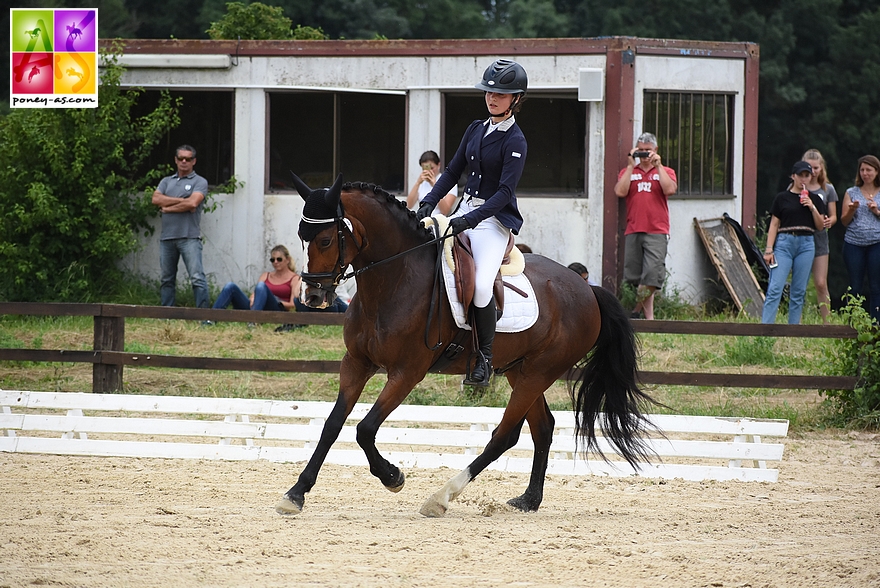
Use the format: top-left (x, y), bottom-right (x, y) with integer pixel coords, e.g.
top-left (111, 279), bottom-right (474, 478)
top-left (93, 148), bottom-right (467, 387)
top-left (212, 245), bottom-right (301, 313)
top-left (211, 245), bottom-right (348, 325)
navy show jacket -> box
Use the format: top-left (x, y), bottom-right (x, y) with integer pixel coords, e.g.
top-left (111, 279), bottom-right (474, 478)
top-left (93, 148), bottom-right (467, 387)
top-left (422, 117), bottom-right (527, 234)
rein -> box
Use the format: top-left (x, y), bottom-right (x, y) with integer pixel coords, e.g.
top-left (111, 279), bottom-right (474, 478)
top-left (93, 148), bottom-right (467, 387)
top-left (301, 206), bottom-right (453, 289)
top-left (339, 220), bottom-right (452, 352)
top-left (341, 229), bottom-right (453, 282)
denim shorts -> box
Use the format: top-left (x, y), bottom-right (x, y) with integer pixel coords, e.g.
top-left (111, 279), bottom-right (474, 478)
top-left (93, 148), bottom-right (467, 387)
top-left (813, 230), bottom-right (829, 257)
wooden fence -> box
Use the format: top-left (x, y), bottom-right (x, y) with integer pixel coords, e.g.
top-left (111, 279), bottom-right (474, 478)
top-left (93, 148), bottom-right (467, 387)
top-left (0, 302), bottom-right (859, 393)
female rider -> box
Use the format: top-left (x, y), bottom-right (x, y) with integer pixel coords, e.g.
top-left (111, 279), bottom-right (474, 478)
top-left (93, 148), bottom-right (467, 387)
top-left (416, 59), bottom-right (528, 387)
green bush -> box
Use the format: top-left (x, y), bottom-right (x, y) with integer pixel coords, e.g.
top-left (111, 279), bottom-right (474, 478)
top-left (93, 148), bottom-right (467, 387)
top-left (820, 294), bottom-right (880, 429)
top-left (618, 281), bottom-right (709, 320)
top-left (0, 45), bottom-right (180, 302)
top-left (293, 25), bottom-right (329, 40)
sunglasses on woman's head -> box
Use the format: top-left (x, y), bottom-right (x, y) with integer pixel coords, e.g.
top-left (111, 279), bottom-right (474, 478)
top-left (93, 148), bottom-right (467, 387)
top-left (270, 257), bottom-right (284, 263)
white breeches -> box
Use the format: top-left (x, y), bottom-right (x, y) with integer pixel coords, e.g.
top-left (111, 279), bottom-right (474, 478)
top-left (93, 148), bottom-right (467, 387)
top-left (454, 199), bottom-right (511, 308)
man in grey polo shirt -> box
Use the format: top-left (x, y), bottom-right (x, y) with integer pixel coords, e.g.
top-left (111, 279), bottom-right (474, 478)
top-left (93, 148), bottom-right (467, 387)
top-left (152, 145), bottom-right (210, 308)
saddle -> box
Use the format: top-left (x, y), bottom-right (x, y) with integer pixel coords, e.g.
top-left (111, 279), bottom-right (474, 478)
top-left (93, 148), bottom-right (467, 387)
top-left (421, 214), bottom-right (527, 320)
top-left (452, 232), bottom-right (523, 318)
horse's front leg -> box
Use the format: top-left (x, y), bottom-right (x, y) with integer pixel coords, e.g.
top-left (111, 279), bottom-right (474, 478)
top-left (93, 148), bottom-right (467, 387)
top-left (275, 353), bottom-right (376, 515)
top-left (355, 370), bottom-right (425, 492)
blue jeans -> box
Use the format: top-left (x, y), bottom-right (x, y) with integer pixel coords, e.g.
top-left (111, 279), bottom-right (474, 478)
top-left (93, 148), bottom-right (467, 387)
top-left (843, 241), bottom-right (880, 322)
top-left (762, 233), bottom-right (815, 324)
top-left (212, 282), bottom-right (285, 311)
top-left (293, 296), bottom-right (348, 313)
top-left (160, 238), bottom-right (209, 308)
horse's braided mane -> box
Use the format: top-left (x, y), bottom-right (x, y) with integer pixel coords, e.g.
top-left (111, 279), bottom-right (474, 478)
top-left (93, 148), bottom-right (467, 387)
top-left (343, 181), bottom-right (433, 239)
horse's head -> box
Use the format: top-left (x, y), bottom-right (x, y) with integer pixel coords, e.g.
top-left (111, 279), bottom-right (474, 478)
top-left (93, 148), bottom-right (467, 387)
top-left (294, 172), bottom-right (365, 308)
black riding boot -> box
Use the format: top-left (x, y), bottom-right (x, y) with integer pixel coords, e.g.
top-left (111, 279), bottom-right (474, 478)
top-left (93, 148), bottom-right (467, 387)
top-left (464, 301), bottom-right (496, 387)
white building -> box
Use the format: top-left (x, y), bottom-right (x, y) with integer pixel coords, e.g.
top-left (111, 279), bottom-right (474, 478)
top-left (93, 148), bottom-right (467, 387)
top-left (113, 37), bottom-right (759, 302)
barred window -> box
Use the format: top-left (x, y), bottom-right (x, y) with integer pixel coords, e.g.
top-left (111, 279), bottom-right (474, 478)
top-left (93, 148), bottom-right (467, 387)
top-left (643, 91), bottom-right (734, 198)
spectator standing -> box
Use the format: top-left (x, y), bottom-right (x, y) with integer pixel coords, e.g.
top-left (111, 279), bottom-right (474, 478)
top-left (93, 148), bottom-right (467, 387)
top-left (762, 161), bottom-right (826, 324)
top-left (416, 59), bottom-right (528, 387)
top-left (802, 149), bottom-right (838, 323)
top-left (406, 150), bottom-right (458, 215)
top-left (152, 145), bottom-right (210, 308)
top-left (840, 155), bottom-right (880, 322)
top-left (613, 132), bottom-right (678, 319)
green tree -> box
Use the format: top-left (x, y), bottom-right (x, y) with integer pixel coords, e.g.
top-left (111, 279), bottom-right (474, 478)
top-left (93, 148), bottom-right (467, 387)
top-left (0, 47), bottom-right (181, 302)
top-left (496, 0), bottom-right (570, 38)
top-left (207, 1), bottom-right (294, 39)
top-left (309, 0), bottom-right (412, 39)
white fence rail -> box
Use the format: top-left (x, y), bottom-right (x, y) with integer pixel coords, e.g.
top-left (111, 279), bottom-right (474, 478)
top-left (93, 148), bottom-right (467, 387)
top-left (0, 390), bottom-right (789, 482)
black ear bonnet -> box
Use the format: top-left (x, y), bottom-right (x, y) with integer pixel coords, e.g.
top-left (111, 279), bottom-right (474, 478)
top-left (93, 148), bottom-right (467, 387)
top-left (293, 172), bottom-right (344, 242)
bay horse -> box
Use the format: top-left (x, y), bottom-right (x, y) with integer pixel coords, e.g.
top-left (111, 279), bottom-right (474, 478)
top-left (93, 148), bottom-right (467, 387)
top-left (276, 176), bottom-right (657, 517)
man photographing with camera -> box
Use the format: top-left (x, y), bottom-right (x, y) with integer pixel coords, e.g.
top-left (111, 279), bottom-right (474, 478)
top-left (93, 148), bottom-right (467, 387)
top-left (613, 132), bottom-right (678, 320)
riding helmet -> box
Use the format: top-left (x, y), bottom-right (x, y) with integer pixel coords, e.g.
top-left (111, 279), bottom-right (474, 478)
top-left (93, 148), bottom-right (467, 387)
top-left (475, 59), bottom-right (528, 94)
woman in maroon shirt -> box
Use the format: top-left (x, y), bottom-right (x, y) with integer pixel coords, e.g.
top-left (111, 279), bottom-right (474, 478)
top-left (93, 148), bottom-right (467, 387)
top-left (211, 245), bottom-right (301, 313)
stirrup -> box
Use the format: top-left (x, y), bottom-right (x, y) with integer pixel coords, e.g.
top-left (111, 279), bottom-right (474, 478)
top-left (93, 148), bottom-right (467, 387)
top-left (463, 354), bottom-right (491, 387)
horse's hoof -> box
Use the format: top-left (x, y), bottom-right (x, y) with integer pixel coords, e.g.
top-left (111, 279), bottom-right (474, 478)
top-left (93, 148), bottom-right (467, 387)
top-left (419, 496), bottom-right (447, 518)
top-left (384, 469), bottom-right (405, 493)
top-left (506, 495), bottom-right (540, 512)
top-left (275, 495), bottom-right (304, 515)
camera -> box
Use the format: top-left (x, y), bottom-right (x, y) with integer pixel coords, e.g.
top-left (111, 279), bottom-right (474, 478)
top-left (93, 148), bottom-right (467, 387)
top-left (633, 151), bottom-right (651, 158)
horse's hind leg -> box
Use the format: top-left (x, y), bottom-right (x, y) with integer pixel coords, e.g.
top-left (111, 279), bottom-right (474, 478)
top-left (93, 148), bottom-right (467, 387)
top-left (507, 396), bottom-right (555, 512)
top-left (419, 416), bottom-right (526, 518)
top-left (419, 371), bottom-right (559, 517)
top-left (276, 353), bottom-right (376, 515)
top-left (420, 398), bottom-right (554, 516)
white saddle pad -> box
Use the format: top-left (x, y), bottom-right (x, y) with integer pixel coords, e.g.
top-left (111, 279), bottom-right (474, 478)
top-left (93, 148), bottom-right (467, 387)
top-left (423, 215), bottom-right (539, 333)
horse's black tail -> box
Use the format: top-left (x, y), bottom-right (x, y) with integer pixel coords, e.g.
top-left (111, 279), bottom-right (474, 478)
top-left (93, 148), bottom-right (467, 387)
top-left (570, 285), bottom-right (659, 470)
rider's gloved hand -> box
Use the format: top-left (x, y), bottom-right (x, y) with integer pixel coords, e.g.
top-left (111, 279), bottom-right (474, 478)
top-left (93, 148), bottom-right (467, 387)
top-left (416, 203), bottom-right (433, 221)
top-left (449, 217), bottom-right (470, 235)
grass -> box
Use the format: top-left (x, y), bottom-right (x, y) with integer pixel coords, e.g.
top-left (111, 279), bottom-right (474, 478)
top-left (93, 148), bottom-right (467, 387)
top-left (0, 311), bottom-right (840, 432)
top-left (0, 272), bottom-right (848, 432)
